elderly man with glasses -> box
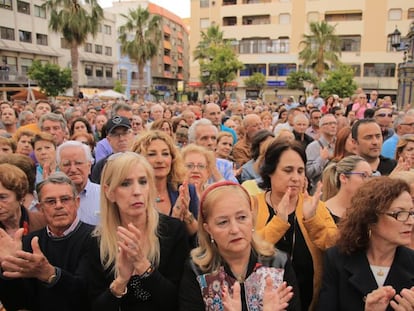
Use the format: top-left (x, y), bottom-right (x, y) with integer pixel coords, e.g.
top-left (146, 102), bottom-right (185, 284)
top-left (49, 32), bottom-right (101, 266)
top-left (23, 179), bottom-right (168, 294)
top-left (0, 172), bottom-right (93, 311)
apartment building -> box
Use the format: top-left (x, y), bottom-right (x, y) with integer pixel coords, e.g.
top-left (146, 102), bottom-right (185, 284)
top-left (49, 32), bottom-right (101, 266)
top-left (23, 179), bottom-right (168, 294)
top-left (104, 1), bottom-right (190, 100)
top-left (0, 0), bottom-right (189, 100)
top-left (189, 0), bottom-right (414, 101)
top-left (0, 0), bottom-right (118, 98)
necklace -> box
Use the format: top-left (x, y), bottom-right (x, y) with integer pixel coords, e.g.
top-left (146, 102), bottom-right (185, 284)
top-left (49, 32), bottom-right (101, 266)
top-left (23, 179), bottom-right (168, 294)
top-left (230, 266), bottom-right (248, 283)
top-left (155, 194), bottom-right (164, 203)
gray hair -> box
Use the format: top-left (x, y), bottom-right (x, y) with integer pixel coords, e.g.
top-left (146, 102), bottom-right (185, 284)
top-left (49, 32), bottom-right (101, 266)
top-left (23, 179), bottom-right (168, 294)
top-left (113, 103), bottom-right (132, 115)
top-left (18, 110), bottom-right (34, 123)
top-left (319, 114), bottom-right (335, 127)
top-left (39, 113), bottom-right (67, 131)
top-left (36, 171), bottom-right (78, 201)
top-left (188, 118), bottom-right (216, 143)
top-left (56, 140), bottom-right (94, 164)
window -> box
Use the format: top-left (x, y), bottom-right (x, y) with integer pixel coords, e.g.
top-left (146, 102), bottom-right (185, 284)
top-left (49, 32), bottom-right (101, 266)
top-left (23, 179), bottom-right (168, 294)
top-left (223, 16), bottom-right (237, 26)
top-left (2, 56), bottom-right (17, 73)
top-left (95, 44), bottom-right (102, 54)
top-left (34, 5), bottom-right (46, 18)
top-left (17, 0), bottom-right (30, 14)
top-left (105, 67), bottom-right (112, 78)
top-left (388, 9), bottom-right (402, 20)
top-left (200, 0), bottom-right (209, 8)
top-left (200, 18), bottom-right (210, 29)
top-left (104, 25), bottom-right (111, 35)
top-left (105, 46), bottom-right (112, 56)
top-left (409, 8), bottom-right (414, 19)
top-left (346, 64), bottom-right (361, 77)
top-left (339, 35), bottom-right (361, 52)
top-left (269, 63), bottom-right (296, 76)
top-left (21, 58), bottom-right (32, 74)
top-left (239, 64), bottom-right (266, 76)
top-left (279, 13), bottom-right (290, 24)
top-left (19, 30), bottom-right (32, 43)
top-left (96, 66), bottom-right (103, 77)
top-left (85, 65), bottom-right (93, 76)
top-left (84, 43), bottom-right (92, 52)
top-left (36, 33), bottom-right (48, 45)
top-left (0, 0), bottom-right (12, 10)
top-left (60, 38), bottom-right (71, 49)
top-left (363, 63), bottom-right (396, 77)
top-left (0, 27), bottom-right (14, 40)
top-left (325, 12), bottom-right (362, 21)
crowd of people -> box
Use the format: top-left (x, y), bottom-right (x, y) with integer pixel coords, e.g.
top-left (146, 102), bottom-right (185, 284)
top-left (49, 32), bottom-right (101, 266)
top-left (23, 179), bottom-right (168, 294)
top-left (0, 86), bottom-right (414, 311)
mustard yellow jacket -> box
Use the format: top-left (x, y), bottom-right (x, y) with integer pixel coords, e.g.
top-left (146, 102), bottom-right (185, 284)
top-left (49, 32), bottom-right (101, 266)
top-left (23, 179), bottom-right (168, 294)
top-left (254, 192), bottom-right (338, 311)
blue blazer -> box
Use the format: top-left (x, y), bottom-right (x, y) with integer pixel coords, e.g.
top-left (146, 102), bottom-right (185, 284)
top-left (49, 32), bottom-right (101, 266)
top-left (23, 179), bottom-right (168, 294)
top-left (167, 183), bottom-right (199, 218)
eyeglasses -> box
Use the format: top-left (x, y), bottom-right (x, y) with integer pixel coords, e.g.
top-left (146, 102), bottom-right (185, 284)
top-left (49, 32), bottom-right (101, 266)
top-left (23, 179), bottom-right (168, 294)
top-left (108, 130), bottom-right (132, 139)
top-left (185, 163), bottom-right (207, 171)
top-left (359, 97), bottom-right (367, 100)
top-left (384, 210), bottom-right (414, 222)
top-left (344, 171), bottom-right (373, 179)
top-left (60, 160), bottom-right (88, 169)
top-left (321, 121), bottom-right (337, 126)
top-left (376, 113), bottom-right (393, 118)
top-left (132, 122), bottom-right (142, 126)
top-left (41, 195), bottom-right (75, 208)
top-left (401, 123), bottom-right (414, 127)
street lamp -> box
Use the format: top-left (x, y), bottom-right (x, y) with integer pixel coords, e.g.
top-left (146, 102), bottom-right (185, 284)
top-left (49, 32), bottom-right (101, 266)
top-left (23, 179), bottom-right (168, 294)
top-left (393, 22), bottom-right (414, 109)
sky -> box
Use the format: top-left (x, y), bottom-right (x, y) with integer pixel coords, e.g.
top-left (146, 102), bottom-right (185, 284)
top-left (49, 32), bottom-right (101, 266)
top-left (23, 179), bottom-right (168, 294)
top-left (99, 0), bottom-right (191, 18)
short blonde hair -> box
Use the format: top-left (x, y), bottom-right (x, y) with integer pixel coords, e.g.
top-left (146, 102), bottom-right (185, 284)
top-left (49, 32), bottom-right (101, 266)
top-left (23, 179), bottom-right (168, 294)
top-left (95, 152), bottom-right (160, 273)
top-left (181, 144), bottom-right (216, 176)
top-left (191, 182), bottom-right (275, 272)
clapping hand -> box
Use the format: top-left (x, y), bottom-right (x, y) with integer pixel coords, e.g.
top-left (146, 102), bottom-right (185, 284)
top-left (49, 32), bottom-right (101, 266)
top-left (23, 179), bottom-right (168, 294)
top-left (302, 181), bottom-right (322, 220)
top-left (0, 228), bottom-right (23, 263)
top-left (1, 236), bottom-right (55, 283)
top-left (364, 286), bottom-right (396, 311)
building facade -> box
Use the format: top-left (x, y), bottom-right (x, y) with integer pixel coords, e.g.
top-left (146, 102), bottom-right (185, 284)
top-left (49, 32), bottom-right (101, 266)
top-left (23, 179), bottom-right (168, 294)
top-left (0, 0), bottom-right (118, 98)
top-left (0, 0), bottom-right (189, 100)
top-left (189, 0), bottom-right (414, 102)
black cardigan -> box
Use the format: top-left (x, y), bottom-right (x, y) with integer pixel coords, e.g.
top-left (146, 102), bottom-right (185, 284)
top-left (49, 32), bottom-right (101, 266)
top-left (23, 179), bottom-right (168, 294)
top-left (86, 214), bottom-right (189, 311)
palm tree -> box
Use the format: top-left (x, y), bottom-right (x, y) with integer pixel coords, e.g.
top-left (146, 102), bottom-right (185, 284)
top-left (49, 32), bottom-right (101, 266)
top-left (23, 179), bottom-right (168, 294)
top-left (43, 0), bottom-right (103, 97)
top-left (299, 21), bottom-right (342, 80)
top-left (118, 7), bottom-right (161, 97)
top-left (193, 25), bottom-right (225, 61)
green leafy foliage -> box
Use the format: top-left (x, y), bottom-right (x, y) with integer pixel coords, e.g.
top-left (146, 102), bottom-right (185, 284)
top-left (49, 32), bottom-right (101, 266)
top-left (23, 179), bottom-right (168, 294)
top-left (299, 21), bottom-right (342, 80)
top-left (244, 72), bottom-right (266, 90)
top-left (113, 80), bottom-right (125, 94)
top-left (119, 7), bottom-right (161, 94)
top-left (27, 60), bottom-right (72, 97)
top-left (319, 65), bottom-right (358, 98)
top-left (195, 25), bottom-right (243, 99)
top-left (286, 71), bottom-right (318, 90)
top-left (42, 0), bottom-right (103, 96)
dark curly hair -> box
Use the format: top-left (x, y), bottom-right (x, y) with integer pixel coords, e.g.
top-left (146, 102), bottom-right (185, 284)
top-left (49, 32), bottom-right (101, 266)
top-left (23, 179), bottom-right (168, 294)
top-left (337, 177), bottom-right (410, 255)
top-left (258, 138), bottom-right (306, 190)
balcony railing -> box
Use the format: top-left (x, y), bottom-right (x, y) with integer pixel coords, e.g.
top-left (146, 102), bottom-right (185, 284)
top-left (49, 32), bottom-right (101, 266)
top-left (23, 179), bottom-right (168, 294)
top-left (0, 70), bottom-right (30, 83)
top-left (85, 77), bottom-right (115, 87)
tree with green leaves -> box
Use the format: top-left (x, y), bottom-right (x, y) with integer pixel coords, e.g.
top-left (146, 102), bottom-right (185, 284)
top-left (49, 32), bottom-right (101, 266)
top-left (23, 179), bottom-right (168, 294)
top-left (286, 70), bottom-right (318, 93)
top-left (244, 72), bottom-right (266, 90)
top-left (193, 25), bottom-right (224, 61)
top-left (195, 25), bottom-right (243, 99)
top-left (42, 0), bottom-right (103, 97)
top-left (119, 7), bottom-right (161, 96)
top-left (113, 80), bottom-right (125, 95)
top-left (299, 21), bottom-right (342, 80)
top-left (28, 60), bottom-right (72, 97)
top-left (319, 65), bottom-right (357, 98)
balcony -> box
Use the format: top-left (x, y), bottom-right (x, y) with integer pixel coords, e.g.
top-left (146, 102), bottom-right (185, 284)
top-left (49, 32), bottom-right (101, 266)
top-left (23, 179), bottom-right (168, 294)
top-left (0, 70), bottom-right (31, 84)
top-left (85, 77), bottom-right (115, 87)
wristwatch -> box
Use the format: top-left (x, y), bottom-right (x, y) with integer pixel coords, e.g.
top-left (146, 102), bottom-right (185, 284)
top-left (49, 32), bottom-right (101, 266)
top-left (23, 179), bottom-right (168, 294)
top-left (46, 267), bottom-right (57, 284)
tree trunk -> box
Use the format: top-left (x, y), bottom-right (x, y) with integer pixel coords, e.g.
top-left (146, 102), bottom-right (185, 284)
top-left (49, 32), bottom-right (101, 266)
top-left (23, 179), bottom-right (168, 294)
top-left (71, 44), bottom-right (79, 98)
top-left (138, 63), bottom-right (145, 100)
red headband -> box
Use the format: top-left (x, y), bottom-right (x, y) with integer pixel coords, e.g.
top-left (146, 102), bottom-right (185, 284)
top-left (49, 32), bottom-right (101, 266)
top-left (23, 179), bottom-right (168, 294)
top-left (199, 181), bottom-right (251, 219)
